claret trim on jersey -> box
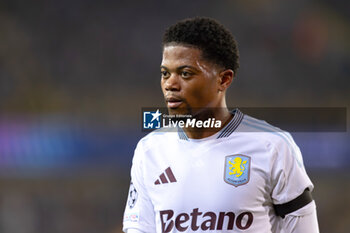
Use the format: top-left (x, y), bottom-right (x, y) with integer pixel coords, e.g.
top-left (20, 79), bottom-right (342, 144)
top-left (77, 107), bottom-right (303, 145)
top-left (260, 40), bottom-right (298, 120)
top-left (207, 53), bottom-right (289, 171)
top-left (177, 109), bottom-right (244, 140)
top-left (217, 109), bottom-right (244, 138)
top-left (177, 127), bottom-right (189, 140)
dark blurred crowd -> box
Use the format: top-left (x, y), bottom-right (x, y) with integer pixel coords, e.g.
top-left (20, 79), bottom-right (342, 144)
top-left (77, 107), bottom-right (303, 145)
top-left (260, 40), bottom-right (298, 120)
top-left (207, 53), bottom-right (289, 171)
top-left (0, 0), bottom-right (349, 119)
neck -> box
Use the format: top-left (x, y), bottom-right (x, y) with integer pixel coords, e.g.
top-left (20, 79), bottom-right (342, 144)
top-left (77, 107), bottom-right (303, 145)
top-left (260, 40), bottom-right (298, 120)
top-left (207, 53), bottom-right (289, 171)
top-left (183, 107), bottom-right (233, 139)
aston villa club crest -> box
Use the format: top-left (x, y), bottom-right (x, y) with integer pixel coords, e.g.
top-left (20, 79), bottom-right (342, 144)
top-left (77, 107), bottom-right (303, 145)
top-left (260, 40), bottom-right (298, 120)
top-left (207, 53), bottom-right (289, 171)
top-left (224, 155), bottom-right (251, 187)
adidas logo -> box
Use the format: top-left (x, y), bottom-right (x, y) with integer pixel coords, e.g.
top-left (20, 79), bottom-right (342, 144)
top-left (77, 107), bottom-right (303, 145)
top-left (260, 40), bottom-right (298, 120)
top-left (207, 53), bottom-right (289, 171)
top-left (154, 167), bottom-right (177, 185)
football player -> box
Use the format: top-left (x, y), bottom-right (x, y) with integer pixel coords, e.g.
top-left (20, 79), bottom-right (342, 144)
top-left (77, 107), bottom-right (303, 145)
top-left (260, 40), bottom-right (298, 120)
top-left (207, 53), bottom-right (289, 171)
top-left (123, 17), bottom-right (319, 233)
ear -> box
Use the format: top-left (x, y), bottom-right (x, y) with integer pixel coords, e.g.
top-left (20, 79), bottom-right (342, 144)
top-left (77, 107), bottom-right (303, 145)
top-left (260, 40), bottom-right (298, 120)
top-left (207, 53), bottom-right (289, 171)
top-left (218, 69), bottom-right (234, 92)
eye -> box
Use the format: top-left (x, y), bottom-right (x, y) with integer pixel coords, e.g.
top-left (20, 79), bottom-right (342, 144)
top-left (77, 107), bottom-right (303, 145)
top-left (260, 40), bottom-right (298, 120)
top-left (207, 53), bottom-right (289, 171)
top-left (181, 71), bottom-right (193, 78)
top-left (161, 70), bottom-right (170, 79)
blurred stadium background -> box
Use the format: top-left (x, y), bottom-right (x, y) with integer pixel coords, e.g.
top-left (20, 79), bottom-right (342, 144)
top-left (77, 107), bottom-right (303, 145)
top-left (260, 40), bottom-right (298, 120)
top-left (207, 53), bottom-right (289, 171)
top-left (0, 0), bottom-right (349, 232)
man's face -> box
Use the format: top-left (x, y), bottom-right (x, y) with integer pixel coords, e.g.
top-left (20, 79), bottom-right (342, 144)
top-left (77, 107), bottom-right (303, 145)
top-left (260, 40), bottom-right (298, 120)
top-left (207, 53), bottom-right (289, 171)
top-left (161, 45), bottom-right (222, 116)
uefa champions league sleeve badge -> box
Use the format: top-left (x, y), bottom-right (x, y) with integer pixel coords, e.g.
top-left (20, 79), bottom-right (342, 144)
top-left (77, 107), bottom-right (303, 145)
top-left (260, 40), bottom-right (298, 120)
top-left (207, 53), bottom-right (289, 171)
top-left (124, 181), bottom-right (140, 224)
top-left (128, 182), bottom-right (138, 209)
top-left (224, 155), bottom-right (251, 187)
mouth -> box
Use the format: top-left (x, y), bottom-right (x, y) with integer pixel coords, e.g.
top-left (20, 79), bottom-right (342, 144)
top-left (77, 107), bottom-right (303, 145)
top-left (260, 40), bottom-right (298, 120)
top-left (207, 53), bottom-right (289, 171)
top-left (166, 96), bottom-right (183, 109)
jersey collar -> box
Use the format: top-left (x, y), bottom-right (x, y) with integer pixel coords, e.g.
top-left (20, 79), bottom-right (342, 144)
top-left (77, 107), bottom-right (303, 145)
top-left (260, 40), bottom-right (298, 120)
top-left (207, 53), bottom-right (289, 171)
top-left (177, 108), bottom-right (244, 141)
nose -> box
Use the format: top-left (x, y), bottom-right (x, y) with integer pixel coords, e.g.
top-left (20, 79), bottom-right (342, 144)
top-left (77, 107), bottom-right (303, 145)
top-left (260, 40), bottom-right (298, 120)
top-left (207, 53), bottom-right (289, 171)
top-left (164, 74), bottom-right (180, 91)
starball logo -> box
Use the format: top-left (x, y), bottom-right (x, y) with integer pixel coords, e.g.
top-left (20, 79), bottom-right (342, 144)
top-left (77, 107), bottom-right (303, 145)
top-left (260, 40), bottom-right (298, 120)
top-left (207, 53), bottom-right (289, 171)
top-left (159, 208), bottom-right (253, 232)
top-left (142, 108), bottom-right (222, 131)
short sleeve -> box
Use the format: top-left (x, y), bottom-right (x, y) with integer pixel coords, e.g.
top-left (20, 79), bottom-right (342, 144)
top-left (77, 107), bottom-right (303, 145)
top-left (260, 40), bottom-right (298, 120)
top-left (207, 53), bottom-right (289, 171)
top-left (123, 141), bottom-right (156, 233)
top-left (270, 133), bottom-right (314, 206)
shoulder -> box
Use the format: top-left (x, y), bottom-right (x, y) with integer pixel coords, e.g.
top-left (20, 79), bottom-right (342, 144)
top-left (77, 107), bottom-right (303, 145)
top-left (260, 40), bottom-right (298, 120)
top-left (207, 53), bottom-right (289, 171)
top-left (238, 113), bottom-right (304, 166)
top-left (135, 127), bottom-right (177, 153)
top-left (238, 114), bottom-right (296, 146)
top-left (132, 128), bottom-right (178, 167)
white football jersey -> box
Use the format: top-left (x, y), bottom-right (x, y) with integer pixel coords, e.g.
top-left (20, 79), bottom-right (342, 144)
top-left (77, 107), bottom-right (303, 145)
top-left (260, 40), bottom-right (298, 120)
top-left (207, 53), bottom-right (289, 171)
top-left (123, 109), bottom-right (313, 233)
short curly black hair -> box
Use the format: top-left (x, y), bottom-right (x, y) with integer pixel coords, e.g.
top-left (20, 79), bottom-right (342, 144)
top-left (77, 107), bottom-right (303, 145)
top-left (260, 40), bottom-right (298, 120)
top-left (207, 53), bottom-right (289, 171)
top-left (162, 17), bottom-right (240, 76)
